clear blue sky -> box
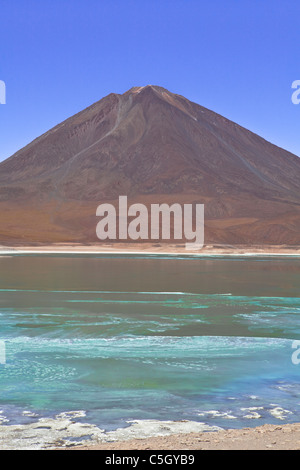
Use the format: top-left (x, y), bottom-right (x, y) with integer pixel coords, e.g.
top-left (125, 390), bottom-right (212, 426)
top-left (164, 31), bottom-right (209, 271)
top-left (0, 0), bottom-right (299, 162)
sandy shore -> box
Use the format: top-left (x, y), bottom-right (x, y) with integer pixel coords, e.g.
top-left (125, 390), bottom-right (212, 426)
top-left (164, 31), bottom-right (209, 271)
top-left (70, 423), bottom-right (300, 450)
top-left (1, 243), bottom-right (300, 255)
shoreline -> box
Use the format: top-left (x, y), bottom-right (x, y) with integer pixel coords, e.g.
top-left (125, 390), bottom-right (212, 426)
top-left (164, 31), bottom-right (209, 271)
top-left (70, 422), bottom-right (300, 450)
top-left (1, 243), bottom-right (300, 256)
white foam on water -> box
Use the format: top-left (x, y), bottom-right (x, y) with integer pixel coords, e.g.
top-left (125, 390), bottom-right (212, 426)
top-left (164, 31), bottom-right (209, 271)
top-left (240, 407), bottom-right (264, 419)
top-left (198, 410), bottom-right (237, 420)
top-left (268, 406), bottom-right (293, 420)
top-left (105, 419), bottom-right (222, 442)
top-left (243, 412), bottom-right (262, 419)
top-left (0, 415), bottom-right (104, 450)
top-left (0, 414), bottom-right (221, 450)
top-left (0, 415), bottom-right (9, 424)
top-left (22, 411), bottom-right (39, 418)
top-left (55, 410), bottom-right (86, 420)
top-left (198, 404), bottom-right (294, 422)
top-left (6, 334), bottom-right (290, 348)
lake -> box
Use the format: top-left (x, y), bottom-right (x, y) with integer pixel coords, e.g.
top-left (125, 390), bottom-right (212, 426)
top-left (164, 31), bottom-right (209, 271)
top-left (0, 253), bottom-right (299, 447)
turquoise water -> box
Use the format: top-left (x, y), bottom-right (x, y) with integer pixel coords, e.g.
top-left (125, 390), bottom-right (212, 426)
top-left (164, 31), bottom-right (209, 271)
top-left (0, 254), bottom-right (300, 433)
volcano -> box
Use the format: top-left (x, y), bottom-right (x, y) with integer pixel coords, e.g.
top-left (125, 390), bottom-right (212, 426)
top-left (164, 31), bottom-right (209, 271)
top-left (0, 85), bottom-right (300, 245)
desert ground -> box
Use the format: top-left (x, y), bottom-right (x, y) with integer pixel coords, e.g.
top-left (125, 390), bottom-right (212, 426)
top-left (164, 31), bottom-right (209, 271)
top-left (69, 423), bottom-right (300, 451)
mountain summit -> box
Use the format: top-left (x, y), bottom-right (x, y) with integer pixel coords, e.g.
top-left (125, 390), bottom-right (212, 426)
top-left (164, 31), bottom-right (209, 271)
top-left (0, 85), bottom-right (300, 245)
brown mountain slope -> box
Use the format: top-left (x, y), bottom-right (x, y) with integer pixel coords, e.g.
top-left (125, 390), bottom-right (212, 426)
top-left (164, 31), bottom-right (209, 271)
top-left (0, 85), bottom-right (299, 245)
